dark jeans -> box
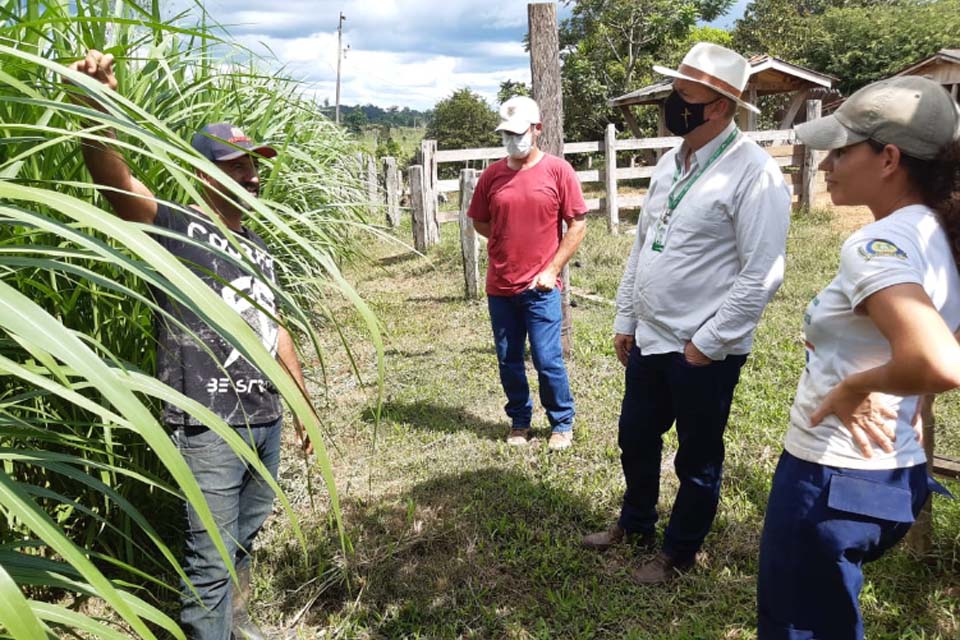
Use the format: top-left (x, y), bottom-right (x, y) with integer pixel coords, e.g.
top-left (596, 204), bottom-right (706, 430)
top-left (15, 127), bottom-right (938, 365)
top-left (173, 418), bottom-right (282, 640)
top-left (617, 346), bottom-right (747, 559)
top-left (757, 451), bottom-right (945, 640)
top-left (488, 288), bottom-right (574, 432)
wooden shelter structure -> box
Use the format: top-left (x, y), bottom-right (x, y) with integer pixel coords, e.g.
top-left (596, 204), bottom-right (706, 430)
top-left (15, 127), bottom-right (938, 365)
top-left (892, 48), bottom-right (960, 99)
top-left (609, 55), bottom-right (836, 136)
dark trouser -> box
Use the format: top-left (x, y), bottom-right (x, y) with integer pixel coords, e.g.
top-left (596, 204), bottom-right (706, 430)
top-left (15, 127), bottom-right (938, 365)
top-left (487, 288), bottom-right (575, 432)
top-left (757, 451), bottom-right (946, 640)
top-left (616, 346), bottom-right (747, 560)
top-left (173, 419), bottom-right (282, 640)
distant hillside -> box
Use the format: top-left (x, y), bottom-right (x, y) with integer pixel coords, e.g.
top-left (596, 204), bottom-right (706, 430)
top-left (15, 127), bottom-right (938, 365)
top-left (320, 103), bottom-right (431, 128)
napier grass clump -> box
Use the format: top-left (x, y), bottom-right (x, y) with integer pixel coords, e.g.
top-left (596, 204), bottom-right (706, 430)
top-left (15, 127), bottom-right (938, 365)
top-left (0, 1), bottom-right (380, 637)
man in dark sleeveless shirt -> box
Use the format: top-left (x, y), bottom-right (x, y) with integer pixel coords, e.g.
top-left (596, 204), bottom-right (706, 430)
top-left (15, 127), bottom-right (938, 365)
top-left (69, 49), bottom-right (314, 640)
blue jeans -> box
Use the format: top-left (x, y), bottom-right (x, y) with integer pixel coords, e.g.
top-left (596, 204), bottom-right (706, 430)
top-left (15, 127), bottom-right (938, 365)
top-left (487, 288), bottom-right (574, 432)
top-left (757, 451), bottom-right (947, 640)
top-left (617, 347), bottom-right (747, 559)
top-left (173, 418), bottom-right (282, 640)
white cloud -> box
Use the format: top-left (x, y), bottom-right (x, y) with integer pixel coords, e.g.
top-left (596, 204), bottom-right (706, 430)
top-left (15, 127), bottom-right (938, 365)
top-left (234, 29), bottom-right (529, 110)
top-left (218, 0), bottom-right (538, 110)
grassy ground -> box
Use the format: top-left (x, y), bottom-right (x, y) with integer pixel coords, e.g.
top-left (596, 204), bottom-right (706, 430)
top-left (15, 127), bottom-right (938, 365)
top-left (256, 207), bottom-right (960, 639)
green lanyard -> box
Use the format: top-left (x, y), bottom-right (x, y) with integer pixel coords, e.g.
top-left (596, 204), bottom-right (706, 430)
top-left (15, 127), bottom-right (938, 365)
top-left (651, 128), bottom-right (739, 253)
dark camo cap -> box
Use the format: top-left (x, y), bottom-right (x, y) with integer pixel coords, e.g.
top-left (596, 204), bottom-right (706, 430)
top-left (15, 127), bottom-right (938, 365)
top-left (190, 123), bottom-right (277, 162)
top-left (796, 76), bottom-right (960, 160)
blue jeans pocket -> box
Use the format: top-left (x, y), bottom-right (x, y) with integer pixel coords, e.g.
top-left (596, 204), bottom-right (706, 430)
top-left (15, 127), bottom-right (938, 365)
top-left (175, 425), bottom-right (224, 452)
top-left (827, 474), bottom-right (915, 522)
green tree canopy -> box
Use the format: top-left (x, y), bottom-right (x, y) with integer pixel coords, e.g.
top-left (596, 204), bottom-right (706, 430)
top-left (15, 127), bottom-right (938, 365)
top-left (497, 79), bottom-right (530, 105)
top-left (733, 0), bottom-right (959, 94)
top-left (425, 88), bottom-right (500, 150)
top-left (559, 0), bottom-right (736, 141)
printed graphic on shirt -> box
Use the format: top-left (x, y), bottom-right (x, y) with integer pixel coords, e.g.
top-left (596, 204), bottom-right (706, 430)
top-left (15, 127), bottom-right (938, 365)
top-left (857, 239), bottom-right (908, 261)
top-left (220, 275), bottom-right (278, 367)
top-left (152, 204), bottom-right (282, 426)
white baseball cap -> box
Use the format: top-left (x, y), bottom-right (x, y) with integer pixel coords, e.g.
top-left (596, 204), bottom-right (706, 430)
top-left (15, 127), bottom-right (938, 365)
top-left (496, 96), bottom-right (541, 134)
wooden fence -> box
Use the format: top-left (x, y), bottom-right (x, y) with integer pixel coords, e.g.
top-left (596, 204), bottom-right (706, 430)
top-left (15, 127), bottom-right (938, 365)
top-left (433, 125), bottom-right (826, 226)
top-left (370, 101), bottom-right (829, 248)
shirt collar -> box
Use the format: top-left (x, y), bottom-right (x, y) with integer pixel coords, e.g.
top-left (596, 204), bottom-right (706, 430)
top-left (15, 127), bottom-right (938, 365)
top-left (676, 120), bottom-right (738, 173)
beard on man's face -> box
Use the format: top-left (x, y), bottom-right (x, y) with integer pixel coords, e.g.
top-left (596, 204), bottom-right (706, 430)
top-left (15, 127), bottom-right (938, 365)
top-left (241, 180), bottom-right (260, 204)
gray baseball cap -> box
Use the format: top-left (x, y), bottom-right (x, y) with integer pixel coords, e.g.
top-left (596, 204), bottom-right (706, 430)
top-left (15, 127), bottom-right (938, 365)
top-left (796, 76), bottom-right (960, 160)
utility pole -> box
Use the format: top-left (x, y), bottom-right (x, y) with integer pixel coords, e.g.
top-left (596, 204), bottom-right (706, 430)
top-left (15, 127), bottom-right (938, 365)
top-left (528, 2), bottom-right (572, 355)
top-left (335, 11), bottom-right (346, 125)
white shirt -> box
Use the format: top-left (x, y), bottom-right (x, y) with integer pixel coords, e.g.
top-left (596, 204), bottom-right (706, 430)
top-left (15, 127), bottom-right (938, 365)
top-left (613, 122), bottom-right (792, 359)
top-left (785, 205), bottom-right (960, 470)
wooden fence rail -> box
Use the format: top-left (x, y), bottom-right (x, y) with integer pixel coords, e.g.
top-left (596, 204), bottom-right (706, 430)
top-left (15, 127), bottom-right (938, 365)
top-left (424, 101), bottom-right (827, 237)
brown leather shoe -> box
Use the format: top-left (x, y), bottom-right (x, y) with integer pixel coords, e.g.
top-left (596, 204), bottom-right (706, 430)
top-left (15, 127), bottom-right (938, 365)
top-left (581, 524), bottom-right (625, 550)
top-left (630, 551), bottom-right (695, 584)
top-left (581, 525), bottom-right (657, 552)
top-left (506, 428), bottom-right (530, 446)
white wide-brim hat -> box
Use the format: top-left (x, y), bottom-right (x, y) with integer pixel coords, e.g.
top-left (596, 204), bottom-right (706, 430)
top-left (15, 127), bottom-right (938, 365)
top-left (653, 42), bottom-right (760, 115)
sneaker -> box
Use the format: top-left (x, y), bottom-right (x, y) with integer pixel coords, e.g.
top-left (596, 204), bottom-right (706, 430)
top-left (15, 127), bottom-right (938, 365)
top-left (630, 551), bottom-right (696, 584)
top-left (506, 428), bottom-right (530, 446)
top-left (548, 431), bottom-right (573, 451)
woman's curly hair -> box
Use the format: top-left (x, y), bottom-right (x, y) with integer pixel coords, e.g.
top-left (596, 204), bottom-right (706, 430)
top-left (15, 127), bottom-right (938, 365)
top-left (870, 139), bottom-right (960, 266)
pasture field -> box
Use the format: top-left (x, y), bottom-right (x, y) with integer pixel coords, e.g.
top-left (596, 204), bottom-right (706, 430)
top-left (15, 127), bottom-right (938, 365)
top-left (254, 207), bottom-right (960, 639)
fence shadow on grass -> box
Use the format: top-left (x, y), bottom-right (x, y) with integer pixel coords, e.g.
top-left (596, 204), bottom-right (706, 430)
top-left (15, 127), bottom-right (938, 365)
top-left (376, 251), bottom-right (420, 267)
top-left (361, 400), bottom-right (507, 441)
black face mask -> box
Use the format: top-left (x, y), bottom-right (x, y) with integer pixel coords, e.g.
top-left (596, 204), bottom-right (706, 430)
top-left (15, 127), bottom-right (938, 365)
top-left (664, 90), bottom-right (720, 136)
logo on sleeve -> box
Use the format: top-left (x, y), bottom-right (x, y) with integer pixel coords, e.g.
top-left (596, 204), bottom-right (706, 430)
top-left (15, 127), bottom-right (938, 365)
top-left (857, 239), bottom-right (908, 261)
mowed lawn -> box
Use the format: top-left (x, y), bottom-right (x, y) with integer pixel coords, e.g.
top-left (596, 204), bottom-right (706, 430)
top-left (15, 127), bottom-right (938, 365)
top-left (256, 207), bottom-right (960, 639)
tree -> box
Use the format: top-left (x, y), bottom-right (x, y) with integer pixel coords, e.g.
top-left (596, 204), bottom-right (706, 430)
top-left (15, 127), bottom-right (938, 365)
top-left (344, 107), bottom-right (367, 133)
top-left (425, 88), bottom-right (500, 150)
top-left (558, 0), bottom-right (736, 141)
top-left (733, 0), bottom-right (960, 95)
top-left (804, 0), bottom-right (960, 94)
top-left (497, 79), bottom-right (530, 105)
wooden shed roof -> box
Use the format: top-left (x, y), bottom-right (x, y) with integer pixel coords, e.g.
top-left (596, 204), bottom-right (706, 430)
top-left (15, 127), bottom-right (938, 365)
top-left (608, 55), bottom-right (836, 108)
top-left (892, 48), bottom-right (960, 78)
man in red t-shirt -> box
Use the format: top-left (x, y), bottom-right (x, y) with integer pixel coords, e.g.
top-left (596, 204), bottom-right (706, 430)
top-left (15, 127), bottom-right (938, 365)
top-left (467, 96), bottom-right (589, 451)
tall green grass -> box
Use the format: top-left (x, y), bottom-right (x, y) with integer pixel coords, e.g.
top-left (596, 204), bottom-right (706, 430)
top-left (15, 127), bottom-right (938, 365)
top-left (0, 1), bottom-right (380, 637)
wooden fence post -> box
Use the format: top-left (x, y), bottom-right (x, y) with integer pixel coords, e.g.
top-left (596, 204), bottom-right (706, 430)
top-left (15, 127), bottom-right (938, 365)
top-left (366, 154), bottom-right (378, 211)
top-left (409, 164), bottom-right (429, 252)
top-left (605, 122), bottom-right (619, 235)
top-left (800, 99), bottom-right (822, 211)
top-left (419, 139), bottom-right (440, 245)
top-left (383, 156), bottom-right (400, 227)
top-left (458, 168), bottom-right (481, 299)
top-left (529, 1), bottom-right (573, 356)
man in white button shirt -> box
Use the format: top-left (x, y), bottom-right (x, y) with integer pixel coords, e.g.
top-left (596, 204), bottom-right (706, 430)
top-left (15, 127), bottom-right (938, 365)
top-left (582, 43), bottom-right (791, 583)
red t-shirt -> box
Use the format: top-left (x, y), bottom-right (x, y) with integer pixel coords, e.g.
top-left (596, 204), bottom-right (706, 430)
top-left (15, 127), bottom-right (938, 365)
top-left (467, 153), bottom-right (588, 296)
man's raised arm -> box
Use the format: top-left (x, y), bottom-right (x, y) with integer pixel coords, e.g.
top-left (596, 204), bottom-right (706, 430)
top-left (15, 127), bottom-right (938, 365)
top-left (68, 49), bottom-right (157, 224)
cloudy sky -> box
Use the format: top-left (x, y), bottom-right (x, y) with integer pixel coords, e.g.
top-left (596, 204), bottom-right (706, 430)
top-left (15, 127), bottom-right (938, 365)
top-left (177, 0), bottom-right (749, 111)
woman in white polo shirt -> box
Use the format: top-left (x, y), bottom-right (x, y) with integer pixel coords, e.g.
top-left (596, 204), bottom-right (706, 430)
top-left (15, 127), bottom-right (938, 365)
top-left (757, 76), bottom-right (960, 640)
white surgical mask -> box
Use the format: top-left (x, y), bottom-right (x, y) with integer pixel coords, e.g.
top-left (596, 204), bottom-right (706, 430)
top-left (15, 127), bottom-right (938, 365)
top-left (502, 130), bottom-right (533, 159)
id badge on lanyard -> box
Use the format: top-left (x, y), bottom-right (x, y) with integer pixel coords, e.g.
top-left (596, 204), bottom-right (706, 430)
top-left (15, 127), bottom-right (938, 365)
top-left (651, 212), bottom-right (671, 253)
top-left (650, 128), bottom-right (738, 253)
